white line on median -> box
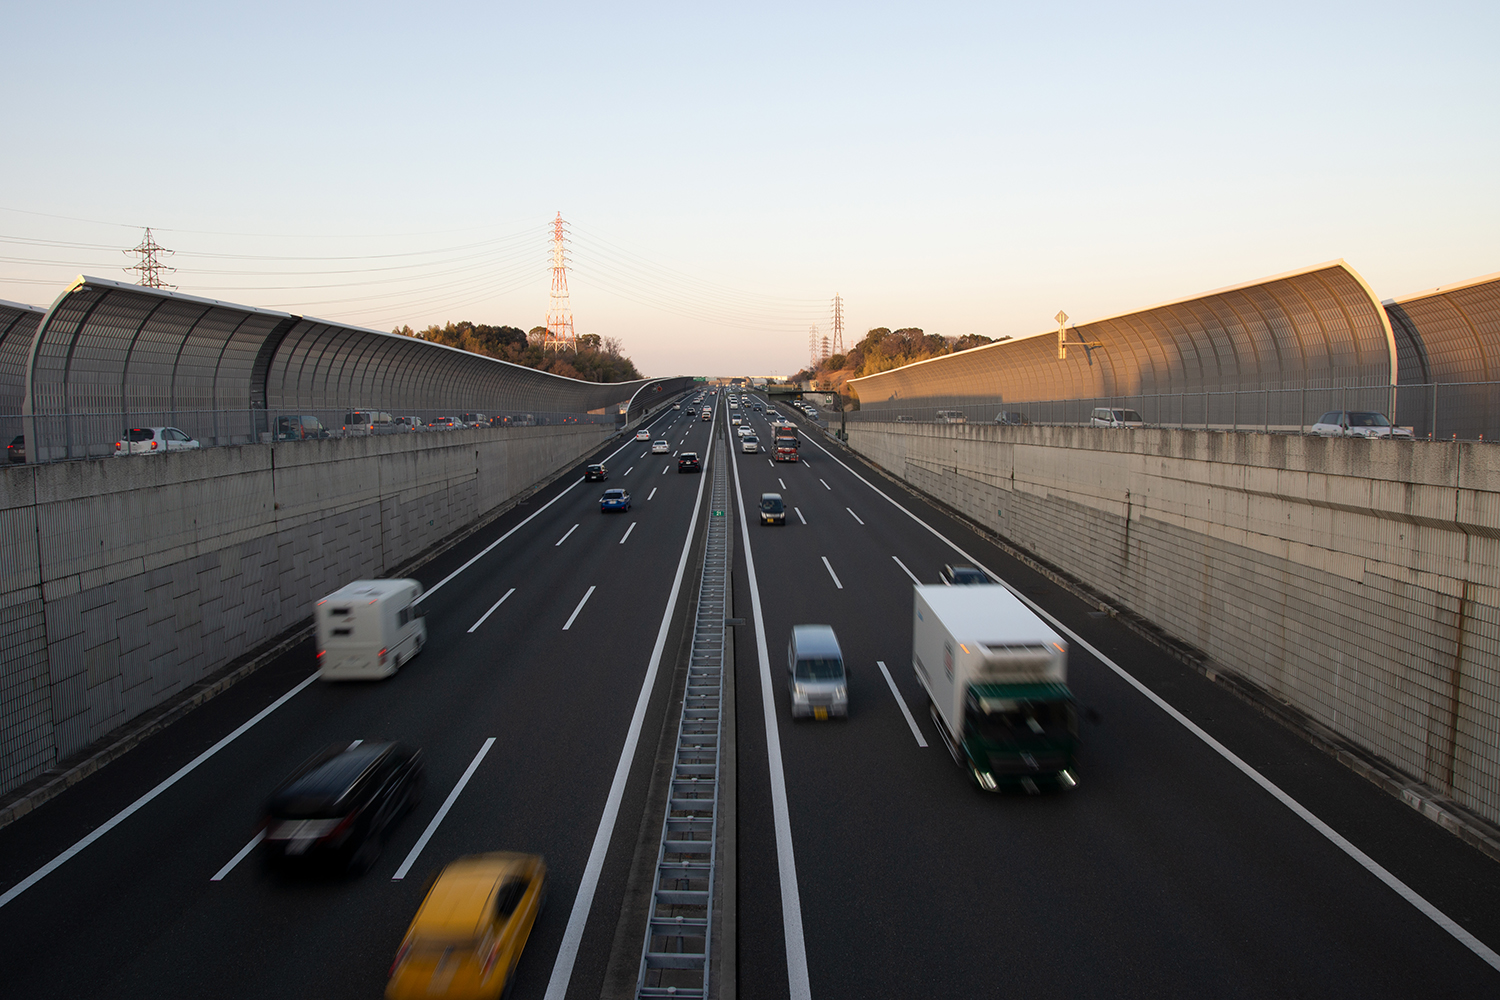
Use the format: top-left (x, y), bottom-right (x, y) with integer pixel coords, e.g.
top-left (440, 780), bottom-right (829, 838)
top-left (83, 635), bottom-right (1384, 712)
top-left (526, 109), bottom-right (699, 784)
top-left (0, 671), bottom-right (320, 910)
top-left (210, 830), bottom-right (265, 881)
top-left (877, 660), bottom-right (927, 747)
top-left (554, 523), bottom-right (579, 546)
top-left (892, 555), bottom-right (921, 585)
top-left (543, 403), bottom-right (719, 1000)
top-left (795, 507), bottom-right (806, 524)
top-left (802, 433), bottom-right (1500, 974)
top-left (821, 555), bottom-right (843, 589)
top-left (729, 430), bottom-right (813, 1000)
top-left (392, 738), bottom-right (496, 880)
top-left (846, 507), bottom-right (864, 525)
top-left (619, 522), bottom-right (637, 544)
top-left (648, 487), bottom-right (657, 500)
top-left (467, 588), bottom-right (516, 632)
top-left (819, 478), bottom-right (830, 490)
top-left (562, 585), bottom-right (596, 630)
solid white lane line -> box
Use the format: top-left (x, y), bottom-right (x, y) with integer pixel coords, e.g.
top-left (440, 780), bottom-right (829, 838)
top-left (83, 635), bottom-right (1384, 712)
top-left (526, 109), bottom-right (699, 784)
top-left (562, 585), bottom-right (596, 630)
top-left (892, 555), bottom-right (921, 585)
top-left (729, 434), bottom-right (813, 1000)
top-left (467, 588), bottom-right (516, 632)
top-left (846, 507), bottom-right (864, 525)
top-left (877, 660), bottom-right (928, 748)
top-left (795, 507), bottom-right (806, 525)
top-left (0, 671), bottom-right (320, 910)
top-left (804, 435), bottom-right (1500, 974)
top-left (819, 478), bottom-right (830, 490)
top-left (821, 556), bottom-right (843, 589)
top-left (392, 738), bottom-right (496, 881)
top-left (625, 467), bottom-right (634, 476)
top-left (210, 830), bottom-right (265, 881)
top-left (544, 404), bottom-right (718, 1000)
top-left (648, 487), bottom-right (657, 500)
top-left (619, 522), bottom-right (637, 544)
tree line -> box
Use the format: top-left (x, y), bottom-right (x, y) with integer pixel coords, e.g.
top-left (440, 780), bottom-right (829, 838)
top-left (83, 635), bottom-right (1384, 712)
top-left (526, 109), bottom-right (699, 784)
top-left (391, 322), bottom-right (644, 382)
top-left (793, 327), bottom-right (998, 395)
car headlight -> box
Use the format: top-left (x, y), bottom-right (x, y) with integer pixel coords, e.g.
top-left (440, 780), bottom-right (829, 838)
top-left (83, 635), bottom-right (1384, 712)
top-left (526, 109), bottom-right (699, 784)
top-left (792, 686), bottom-right (809, 702)
top-left (833, 686), bottom-right (847, 700)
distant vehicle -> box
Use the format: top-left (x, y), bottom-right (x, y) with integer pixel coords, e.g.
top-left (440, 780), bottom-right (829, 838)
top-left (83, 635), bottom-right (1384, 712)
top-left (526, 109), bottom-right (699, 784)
top-left (672, 403), bottom-right (681, 410)
top-left (635, 429), bottom-right (652, 441)
top-left (731, 416), bottom-right (742, 426)
top-left (274, 415), bottom-right (330, 441)
top-left (585, 463), bottom-right (608, 481)
top-left (914, 585), bottom-right (1078, 792)
top-left (787, 624), bottom-right (848, 719)
top-left (316, 579), bottom-right (425, 679)
top-left (942, 564), bottom-right (992, 585)
top-left (7, 435), bottom-right (23, 463)
top-left (994, 411), bottom-right (1030, 426)
top-left (736, 425), bottom-right (753, 437)
top-left (394, 416), bottom-right (425, 429)
top-left (651, 440), bottom-right (670, 454)
top-left (510, 413), bottom-right (537, 427)
top-left (262, 741), bottom-right (424, 874)
top-left (113, 426), bottom-right (201, 456)
top-left (935, 410), bottom-right (966, 424)
top-left (343, 410), bottom-right (394, 435)
top-left (385, 852), bottom-right (547, 1000)
top-left (701, 409), bottom-right (712, 421)
top-left (678, 452), bottom-right (701, 473)
top-left (774, 429), bottom-right (799, 462)
top-left (600, 488), bottom-right (631, 512)
top-left (759, 492), bottom-right (785, 525)
top-left (428, 416), bottom-right (458, 430)
top-left (741, 435), bottom-right (760, 453)
top-left (459, 413), bottom-right (489, 428)
top-left (1090, 407), bottom-right (1144, 429)
top-left (1308, 411), bottom-right (1414, 440)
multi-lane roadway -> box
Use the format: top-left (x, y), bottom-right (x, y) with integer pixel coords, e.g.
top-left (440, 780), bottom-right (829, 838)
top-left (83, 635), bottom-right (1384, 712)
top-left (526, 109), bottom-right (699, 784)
top-left (1, 390), bottom-right (1498, 999)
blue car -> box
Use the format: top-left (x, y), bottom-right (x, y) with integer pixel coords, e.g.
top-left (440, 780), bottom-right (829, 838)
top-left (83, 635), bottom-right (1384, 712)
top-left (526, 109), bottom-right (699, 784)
top-left (600, 488), bottom-right (631, 513)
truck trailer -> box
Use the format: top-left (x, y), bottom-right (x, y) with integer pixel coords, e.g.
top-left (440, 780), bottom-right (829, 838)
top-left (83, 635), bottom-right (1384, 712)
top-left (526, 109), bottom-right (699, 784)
top-left (912, 584), bottom-right (1078, 791)
top-left (317, 579), bottom-right (426, 680)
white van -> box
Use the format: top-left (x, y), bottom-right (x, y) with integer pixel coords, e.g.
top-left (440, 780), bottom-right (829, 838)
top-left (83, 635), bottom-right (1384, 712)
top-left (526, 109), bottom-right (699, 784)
top-left (316, 579), bottom-right (426, 680)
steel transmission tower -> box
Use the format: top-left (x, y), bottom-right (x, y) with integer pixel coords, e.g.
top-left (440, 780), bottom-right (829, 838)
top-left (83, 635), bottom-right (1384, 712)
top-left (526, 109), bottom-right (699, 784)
top-left (831, 293), bottom-right (844, 355)
top-left (545, 212), bottom-right (576, 352)
top-left (124, 228), bottom-right (175, 288)
top-left (809, 325), bottom-right (820, 368)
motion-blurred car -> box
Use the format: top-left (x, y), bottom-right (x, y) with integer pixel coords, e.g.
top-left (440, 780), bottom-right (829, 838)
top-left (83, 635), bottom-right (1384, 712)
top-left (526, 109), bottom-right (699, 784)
top-left (678, 452), bottom-right (701, 473)
top-left (635, 428), bottom-right (652, 441)
top-left (113, 427), bottom-right (201, 456)
top-left (742, 434), bottom-right (760, 453)
top-left (1309, 411), bottom-right (1414, 440)
top-left (942, 564), bottom-right (992, 585)
top-left (7, 435), bottom-right (23, 463)
top-left (262, 740), bottom-right (424, 874)
top-left (787, 624), bottom-right (848, 719)
top-left (759, 492), bottom-right (785, 524)
top-left (651, 440), bottom-right (670, 454)
top-left (600, 488), bottom-right (631, 512)
top-left (584, 463), bottom-right (607, 481)
top-left (386, 852), bottom-right (547, 1000)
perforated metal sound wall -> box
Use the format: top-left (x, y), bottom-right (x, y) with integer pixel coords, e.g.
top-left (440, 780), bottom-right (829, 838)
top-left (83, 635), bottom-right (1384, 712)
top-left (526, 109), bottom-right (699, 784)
top-left (1386, 272), bottom-right (1500, 440)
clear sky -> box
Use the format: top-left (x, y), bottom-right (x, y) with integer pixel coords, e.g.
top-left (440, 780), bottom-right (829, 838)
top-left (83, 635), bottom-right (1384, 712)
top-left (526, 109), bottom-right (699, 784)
top-left (2, 1), bottom-right (1495, 378)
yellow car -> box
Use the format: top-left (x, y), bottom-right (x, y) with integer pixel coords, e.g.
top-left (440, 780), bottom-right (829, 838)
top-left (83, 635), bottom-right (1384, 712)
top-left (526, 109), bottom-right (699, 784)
top-left (386, 852), bottom-right (547, 999)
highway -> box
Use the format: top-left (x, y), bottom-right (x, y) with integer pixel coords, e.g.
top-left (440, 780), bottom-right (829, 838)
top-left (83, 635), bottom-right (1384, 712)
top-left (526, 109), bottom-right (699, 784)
top-left (1, 390), bottom-right (1498, 999)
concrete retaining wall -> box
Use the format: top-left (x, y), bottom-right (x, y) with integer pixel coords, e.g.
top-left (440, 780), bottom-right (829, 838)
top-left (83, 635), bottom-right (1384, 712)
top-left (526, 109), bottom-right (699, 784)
top-left (846, 421), bottom-right (1500, 825)
top-left (0, 424), bottom-right (611, 794)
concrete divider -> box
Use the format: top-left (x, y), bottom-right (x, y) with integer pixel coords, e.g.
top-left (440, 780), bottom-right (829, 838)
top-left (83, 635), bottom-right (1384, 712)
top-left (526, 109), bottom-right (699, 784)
top-left (847, 421), bottom-right (1500, 828)
top-left (0, 424), bottom-right (612, 795)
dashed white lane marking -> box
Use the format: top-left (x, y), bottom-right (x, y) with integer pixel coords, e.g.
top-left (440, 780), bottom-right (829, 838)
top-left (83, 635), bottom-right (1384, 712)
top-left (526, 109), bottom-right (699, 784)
top-left (819, 478), bottom-right (830, 490)
top-left (562, 585), bottom-right (597, 631)
top-left (648, 487), bottom-right (657, 500)
top-left (625, 467), bottom-right (634, 476)
top-left (767, 459), bottom-right (774, 467)
top-left (392, 738), bottom-right (496, 880)
top-left (619, 522), bottom-right (637, 544)
top-left (891, 555), bottom-right (921, 585)
top-left (210, 831), bottom-right (265, 881)
top-left (795, 507), bottom-right (806, 524)
top-left (821, 556), bottom-right (843, 589)
top-left (662, 465), bottom-right (670, 474)
top-left (778, 478), bottom-right (786, 489)
top-left (555, 523), bottom-right (579, 547)
top-left (877, 660), bottom-right (928, 748)
top-left (468, 587), bottom-right (516, 632)
top-left (846, 507), bottom-right (864, 525)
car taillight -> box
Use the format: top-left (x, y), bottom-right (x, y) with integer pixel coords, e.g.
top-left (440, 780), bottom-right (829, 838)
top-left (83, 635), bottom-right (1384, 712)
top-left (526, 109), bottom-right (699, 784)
top-left (378, 647), bottom-right (387, 663)
top-left (150, 440), bottom-right (158, 450)
top-left (316, 650), bottom-right (325, 658)
top-left (480, 940), bottom-right (502, 977)
top-left (114, 441), bottom-right (122, 449)
top-left (389, 941), bottom-right (411, 977)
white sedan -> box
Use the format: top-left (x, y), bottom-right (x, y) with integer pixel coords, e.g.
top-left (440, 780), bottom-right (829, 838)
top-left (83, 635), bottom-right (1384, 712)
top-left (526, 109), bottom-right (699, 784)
top-left (651, 440), bottom-right (670, 454)
top-left (635, 429), bottom-right (652, 441)
top-left (1309, 410), bottom-right (1414, 440)
top-left (114, 426), bottom-right (201, 456)
top-left (737, 425), bottom-right (753, 437)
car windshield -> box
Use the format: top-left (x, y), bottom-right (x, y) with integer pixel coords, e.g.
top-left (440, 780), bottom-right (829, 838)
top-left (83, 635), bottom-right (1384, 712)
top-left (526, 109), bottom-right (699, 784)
top-left (950, 568), bottom-right (989, 584)
top-left (761, 497), bottom-right (783, 512)
top-left (1349, 412), bottom-right (1392, 427)
top-left (795, 658), bottom-right (843, 681)
top-left (745, 436), bottom-right (758, 443)
top-left (965, 698), bottom-right (1076, 743)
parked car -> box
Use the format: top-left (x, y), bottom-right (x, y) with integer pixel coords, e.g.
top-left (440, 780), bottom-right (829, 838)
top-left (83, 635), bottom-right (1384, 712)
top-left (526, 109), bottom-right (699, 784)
top-left (787, 624), bottom-right (848, 719)
top-left (994, 411), bottom-right (1030, 426)
top-left (584, 463), bottom-right (607, 481)
top-left (678, 452), bottom-right (701, 473)
top-left (1090, 407), bottom-right (1145, 428)
top-left (742, 434), bottom-right (761, 453)
top-left (113, 427), bottom-right (201, 456)
top-left (6, 435), bottom-right (23, 463)
top-left (652, 440), bottom-right (670, 454)
top-left (261, 741), bottom-right (424, 874)
top-left (759, 492), bottom-right (786, 524)
top-left (600, 488), bottom-right (631, 512)
top-left (941, 564), bottom-right (992, 585)
top-left (274, 415), bottom-right (330, 441)
top-left (385, 852), bottom-right (547, 1000)
top-left (1308, 411), bottom-right (1414, 440)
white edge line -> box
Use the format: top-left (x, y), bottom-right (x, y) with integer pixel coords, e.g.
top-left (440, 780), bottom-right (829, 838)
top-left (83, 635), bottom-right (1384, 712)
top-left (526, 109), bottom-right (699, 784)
top-left (561, 585), bottom-right (597, 631)
top-left (210, 830), bottom-right (266, 881)
top-left (730, 422), bottom-right (813, 1000)
top-left (392, 737), bottom-right (496, 880)
top-left (804, 435), bottom-right (1500, 973)
top-left (0, 671), bottom-right (320, 910)
top-left (821, 555), bottom-right (843, 589)
top-left (467, 587), bottom-right (516, 633)
top-left (891, 555), bottom-right (921, 585)
top-left (543, 401), bottom-right (719, 1000)
top-left (554, 523), bottom-right (579, 547)
top-left (620, 521), bottom-right (637, 544)
top-left (877, 661), bottom-right (928, 748)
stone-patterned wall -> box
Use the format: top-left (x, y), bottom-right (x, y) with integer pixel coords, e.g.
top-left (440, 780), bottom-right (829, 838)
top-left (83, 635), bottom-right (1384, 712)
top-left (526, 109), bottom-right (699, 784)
top-left (0, 424), bottom-right (610, 794)
top-left (847, 422), bottom-right (1500, 825)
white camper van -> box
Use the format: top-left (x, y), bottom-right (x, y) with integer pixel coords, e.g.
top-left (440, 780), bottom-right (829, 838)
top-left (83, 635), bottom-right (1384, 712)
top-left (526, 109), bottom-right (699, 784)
top-left (316, 579), bottom-right (426, 680)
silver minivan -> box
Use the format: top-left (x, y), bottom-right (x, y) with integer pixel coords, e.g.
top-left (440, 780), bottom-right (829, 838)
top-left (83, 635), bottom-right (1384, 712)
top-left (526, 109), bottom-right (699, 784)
top-left (787, 624), bottom-right (848, 719)
top-left (1090, 407), bottom-right (1144, 428)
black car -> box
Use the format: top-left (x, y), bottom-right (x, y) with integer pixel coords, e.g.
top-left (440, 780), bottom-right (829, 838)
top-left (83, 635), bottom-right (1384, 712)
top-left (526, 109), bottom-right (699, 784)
top-left (759, 492), bottom-right (786, 525)
top-left (262, 741), bottom-right (424, 874)
top-left (678, 452), bottom-right (701, 473)
top-left (6, 435), bottom-right (23, 463)
top-left (585, 463), bottom-right (607, 481)
top-left (942, 564), bottom-right (992, 585)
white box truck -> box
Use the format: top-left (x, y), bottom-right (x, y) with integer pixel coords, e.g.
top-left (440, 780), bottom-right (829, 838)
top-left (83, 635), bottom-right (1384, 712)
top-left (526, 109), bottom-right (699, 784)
top-left (317, 579), bottom-right (426, 680)
top-left (913, 585), bottom-right (1078, 791)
